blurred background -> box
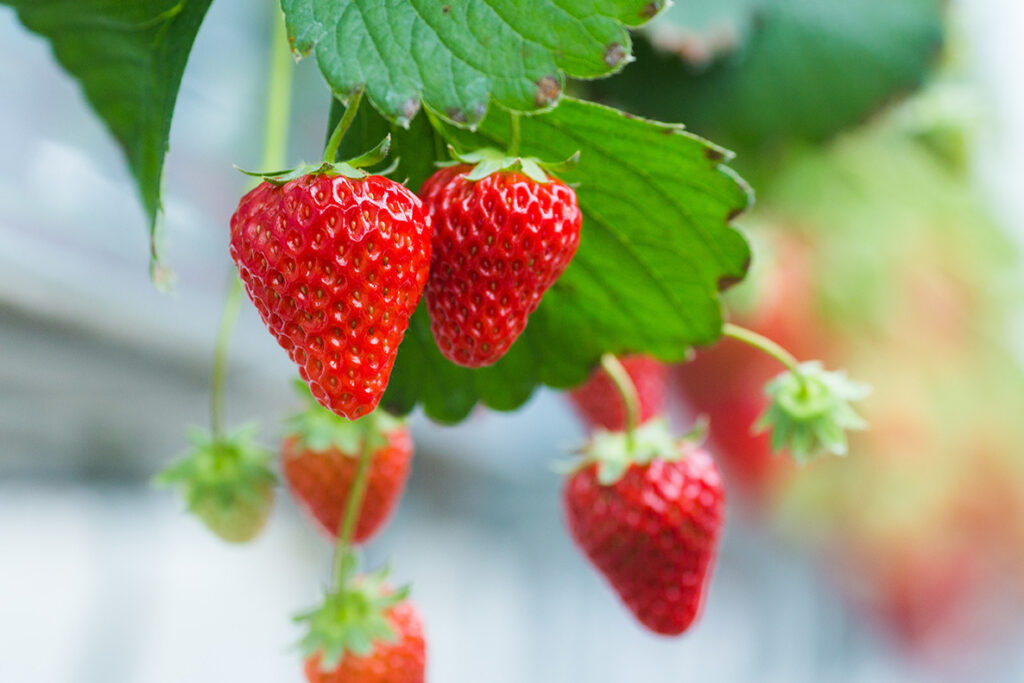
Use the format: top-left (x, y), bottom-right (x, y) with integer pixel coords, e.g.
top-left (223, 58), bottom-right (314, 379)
top-left (2, 0), bottom-right (1024, 681)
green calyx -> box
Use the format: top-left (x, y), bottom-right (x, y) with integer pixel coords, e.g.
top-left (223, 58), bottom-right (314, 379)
top-left (442, 145), bottom-right (579, 184)
top-left (285, 380), bottom-right (404, 454)
top-left (236, 135), bottom-right (394, 186)
top-left (575, 419), bottom-right (685, 486)
top-left (755, 361), bottom-right (872, 463)
top-left (295, 567), bottom-right (409, 671)
top-left (154, 424), bottom-right (276, 533)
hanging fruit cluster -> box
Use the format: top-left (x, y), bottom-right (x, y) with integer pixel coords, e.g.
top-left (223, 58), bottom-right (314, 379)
top-left (155, 81), bottom-right (869, 679)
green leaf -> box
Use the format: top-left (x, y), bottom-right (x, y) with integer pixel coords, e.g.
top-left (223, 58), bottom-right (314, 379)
top-left (587, 0), bottom-right (944, 150)
top-left (2, 0), bottom-right (214, 271)
top-left (280, 0), bottom-right (664, 128)
top-left (378, 98), bottom-right (751, 422)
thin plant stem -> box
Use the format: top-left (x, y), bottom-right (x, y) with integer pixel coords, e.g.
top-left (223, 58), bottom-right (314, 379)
top-left (600, 353), bottom-right (640, 450)
top-left (722, 323), bottom-right (806, 387)
top-left (332, 427), bottom-right (377, 586)
top-left (323, 89), bottom-right (364, 163)
top-left (210, 276), bottom-right (244, 437)
top-left (208, 2), bottom-right (294, 437)
top-left (508, 113), bottom-right (521, 156)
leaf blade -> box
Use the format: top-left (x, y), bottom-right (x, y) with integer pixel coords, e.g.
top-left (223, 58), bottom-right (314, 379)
top-left (382, 98), bottom-right (751, 421)
top-left (281, 0), bottom-right (658, 127)
top-left (4, 0), bottom-right (214, 267)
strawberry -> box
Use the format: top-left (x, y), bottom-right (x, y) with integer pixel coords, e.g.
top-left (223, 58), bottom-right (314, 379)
top-left (569, 355), bottom-right (668, 431)
top-left (230, 169), bottom-right (431, 420)
top-left (298, 571), bottom-right (425, 683)
top-left (563, 421), bottom-right (725, 635)
top-left (156, 425), bottom-right (276, 543)
top-left (419, 153), bottom-right (581, 367)
top-left (282, 386), bottom-right (412, 543)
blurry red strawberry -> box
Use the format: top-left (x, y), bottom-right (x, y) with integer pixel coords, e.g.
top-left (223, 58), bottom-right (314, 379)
top-left (299, 571), bottom-right (425, 683)
top-left (569, 355), bottom-right (668, 431)
top-left (564, 421), bottom-right (725, 635)
top-left (231, 170), bottom-right (431, 420)
top-left (836, 543), bottom-right (985, 657)
top-left (419, 153), bottom-right (581, 367)
top-left (282, 385), bottom-right (412, 543)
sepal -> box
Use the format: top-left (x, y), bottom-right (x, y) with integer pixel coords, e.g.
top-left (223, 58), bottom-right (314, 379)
top-left (285, 380), bottom-right (404, 454)
top-left (295, 568), bottom-right (410, 671)
top-left (564, 419), bottom-right (706, 486)
top-left (439, 145), bottom-right (579, 184)
top-left (755, 361), bottom-right (871, 463)
top-left (155, 423), bottom-right (276, 542)
top-left (234, 135), bottom-right (393, 185)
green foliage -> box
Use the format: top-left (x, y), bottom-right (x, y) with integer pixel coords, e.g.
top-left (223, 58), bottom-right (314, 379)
top-left (6, 1), bottom-right (770, 425)
top-left (588, 0), bottom-right (944, 151)
top-left (356, 99), bottom-right (751, 422)
top-left (281, 0), bottom-right (663, 127)
top-left (2, 0), bottom-right (214, 271)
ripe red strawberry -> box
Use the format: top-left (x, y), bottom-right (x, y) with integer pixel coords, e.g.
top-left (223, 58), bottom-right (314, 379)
top-left (230, 171), bottom-right (431, 419)
top-left (299, 572), bottom-right (425, 683)
top-left (569, 355), bottom-right (668, 431)
top-left (304, 600), bottom-right (425, 683)
top-left (419, 159), bottom-right (581, 367)
top-left (563, 422), bottom-right (725, 635)
top-left (282, 391), bottom-right (412, 543)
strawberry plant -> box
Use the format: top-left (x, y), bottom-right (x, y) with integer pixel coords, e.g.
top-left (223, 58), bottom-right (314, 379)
top-left (0, 0), bottom-right (951, 677)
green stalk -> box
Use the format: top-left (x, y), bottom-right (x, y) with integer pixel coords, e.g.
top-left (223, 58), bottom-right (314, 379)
top-left (508, 113), bottom-right (522, 157)
top-left (208, 2), bottom-right (294, 438)
top-left (323, 89), bottom-right (364, 163)
top-left (332, 427), bottom-right (376, 586)
top-left (209, 276), bottom-right (244, 437)
top-left (261, 6), bottom-right (294, 175)
top-left (599, 353), bottom-right (640, 450)
top-left (722, 323), bottom-right (806, 389)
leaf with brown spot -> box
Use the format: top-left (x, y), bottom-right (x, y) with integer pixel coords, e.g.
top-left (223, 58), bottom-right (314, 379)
top-left (281, 0), bottom-right (660, 128)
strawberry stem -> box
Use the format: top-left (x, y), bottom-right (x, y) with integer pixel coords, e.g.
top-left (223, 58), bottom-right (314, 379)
top-left (210, 275), bottom-right (244, 438)
top-left (323, 88), bottom-right (364, 163)
top-left (209, 5), bottom-right (294, 438)
top-left (332, 424), bottom-right (376, 586)
top-left (599, 353), bottom-right (640, 449)
top-left (262, 5), bottom-right (294, 175)
top-left (508, 113), bottom-right (521, 157)
top-left (722, 323), bottom-right (808, 392)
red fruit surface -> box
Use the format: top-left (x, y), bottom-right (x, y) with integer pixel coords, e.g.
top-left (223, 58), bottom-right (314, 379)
top-left (564, 447), bottom-right (725, 635)
top-left (419, 165), bottom-right (582, 367)
top-left (230, 173), bottom-right (431, 419)
top-left (569, 355), bottom-right (668, 431)
top-left (282, 427), bottom-right (412, 543)
top-left (304, 602), bottom-right (425, 683)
